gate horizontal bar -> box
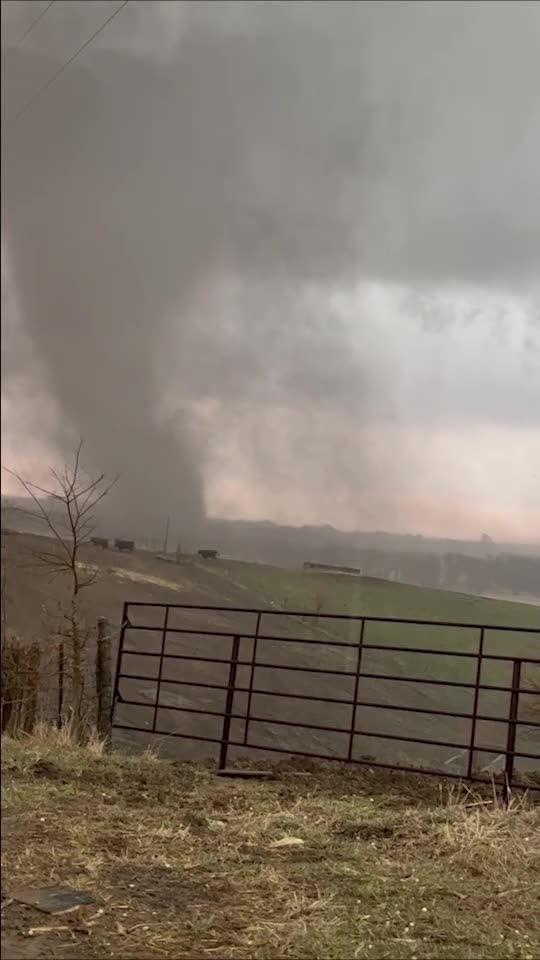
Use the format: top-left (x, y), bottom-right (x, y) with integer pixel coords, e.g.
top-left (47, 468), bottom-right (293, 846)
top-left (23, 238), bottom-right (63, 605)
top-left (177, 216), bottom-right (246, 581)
top-left (116, 672), bottom-right (540, 726)
top-left (117, 653), bottom-right (538, 693)
top-left (123, 601), bottom-right (540, 633)
top-left (114, 696), bottom-right (540, 758)
top-left (124, 628), bottom-right (540, 663)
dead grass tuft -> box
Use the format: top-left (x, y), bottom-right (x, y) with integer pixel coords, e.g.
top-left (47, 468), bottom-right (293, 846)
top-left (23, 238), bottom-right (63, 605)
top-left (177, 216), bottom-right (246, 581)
top-left (2, 729), bottom-right (539, 959)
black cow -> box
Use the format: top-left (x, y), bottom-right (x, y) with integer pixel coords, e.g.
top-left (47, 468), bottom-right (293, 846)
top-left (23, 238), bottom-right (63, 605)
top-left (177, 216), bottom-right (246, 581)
top-left (91, 537), bottom-right (109, 549)
top-left (115, 538), bottom-right (135, 553)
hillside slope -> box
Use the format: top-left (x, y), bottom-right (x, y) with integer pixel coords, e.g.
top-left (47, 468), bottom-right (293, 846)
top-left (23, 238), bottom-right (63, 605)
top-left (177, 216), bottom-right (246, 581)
top-left (2, 532), bottom-right (539, 776)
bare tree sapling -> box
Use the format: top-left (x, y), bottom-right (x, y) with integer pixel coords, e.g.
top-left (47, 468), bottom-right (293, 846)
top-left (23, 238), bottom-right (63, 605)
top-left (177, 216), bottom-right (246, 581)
top-left (3, 440), bottom-right (116, 735)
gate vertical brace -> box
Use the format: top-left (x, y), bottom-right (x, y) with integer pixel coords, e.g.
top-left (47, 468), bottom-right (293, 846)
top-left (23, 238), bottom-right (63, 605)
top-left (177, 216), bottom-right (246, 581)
top-left (219, 634), bottom-right (241, 770)
top-left (111, 602), bottom-right (129, 726)
top-left (152, 605), bottom-right (170, 734)
top-left (243, 612), bottom-right (261, 746)
top-left (503, 658), bottom-right (522, 804)
top-left (347, 619), bottom-right (366, 762)
top-left (467, 627), bottom-right (485, 780)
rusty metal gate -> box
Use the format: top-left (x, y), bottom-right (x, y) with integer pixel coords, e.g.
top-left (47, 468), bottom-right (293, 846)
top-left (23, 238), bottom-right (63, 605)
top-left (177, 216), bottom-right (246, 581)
top-left (111, 601), bottom-right (540, 791)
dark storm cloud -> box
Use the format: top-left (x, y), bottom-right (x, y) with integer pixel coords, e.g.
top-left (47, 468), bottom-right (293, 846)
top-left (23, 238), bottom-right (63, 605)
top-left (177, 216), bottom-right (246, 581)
top-left (1, 1), bottom-right (539, 535)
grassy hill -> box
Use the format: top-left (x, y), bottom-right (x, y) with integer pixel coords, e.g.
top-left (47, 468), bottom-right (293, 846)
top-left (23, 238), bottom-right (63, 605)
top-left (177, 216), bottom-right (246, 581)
top-left (213, 558), bottom-right (540, 673)
top-left (175, 558), bottom-right (540, 776)
top-left (2, 533), bottom-right (539, 778)
top-left (203, 558), bottom-right (539, 686)
top-left (215, 556), bottom-right (539, 622)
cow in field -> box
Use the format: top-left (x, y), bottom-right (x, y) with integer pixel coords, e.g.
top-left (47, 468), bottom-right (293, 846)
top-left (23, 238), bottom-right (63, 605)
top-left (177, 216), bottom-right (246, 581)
top-left (91, 537), bottom-right (109, 549)
top-left (115, 538), bottom-right (135, 553)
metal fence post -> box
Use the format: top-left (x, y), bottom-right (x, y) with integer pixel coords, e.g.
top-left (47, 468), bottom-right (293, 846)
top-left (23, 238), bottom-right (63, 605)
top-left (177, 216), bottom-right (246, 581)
top-left (219, 634), bottom-right (241, 770)
top-left (348, 619), bottom-right (366, 762)
top-left (503, 658), bottom-right (522, 803)
top-left (152, 605), bottom-right (170, 733)
top-left (467, 627), bottom-right (485, 779)
top-left (244, 612), bottom-right (261, 746)
top-left (110, 602), bottom-right (129, 726)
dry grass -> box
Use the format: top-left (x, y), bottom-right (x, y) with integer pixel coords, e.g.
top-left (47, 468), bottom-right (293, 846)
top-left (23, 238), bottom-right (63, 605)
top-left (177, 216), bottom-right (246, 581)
top-left (2, 729), bottom-right (540, 959)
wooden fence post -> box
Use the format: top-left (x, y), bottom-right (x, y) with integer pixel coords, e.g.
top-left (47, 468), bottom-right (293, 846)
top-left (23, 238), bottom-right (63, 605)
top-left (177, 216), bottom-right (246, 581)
top-left (96, 617), bottom-right (112, 749)
top-left (57, 640), bottom-right (64, 729)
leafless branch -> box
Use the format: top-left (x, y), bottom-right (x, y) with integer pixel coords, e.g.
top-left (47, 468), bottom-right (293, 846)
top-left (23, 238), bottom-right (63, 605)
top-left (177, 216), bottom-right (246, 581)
top-left (2, 441), bottom-right (117, 735)
top-left (2, 466), bottom-right (72, 557)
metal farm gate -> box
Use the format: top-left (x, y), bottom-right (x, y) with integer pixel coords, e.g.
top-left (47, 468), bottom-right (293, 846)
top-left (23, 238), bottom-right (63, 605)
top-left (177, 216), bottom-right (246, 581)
top-left (111, 601), bottom-right (540, 792)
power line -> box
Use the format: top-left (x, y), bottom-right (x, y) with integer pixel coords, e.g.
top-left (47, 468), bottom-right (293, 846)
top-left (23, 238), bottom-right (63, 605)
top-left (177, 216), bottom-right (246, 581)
top-left (3, 0), bottom-right (55, 57)
top-left (4, 0), bottom-right (129, 132)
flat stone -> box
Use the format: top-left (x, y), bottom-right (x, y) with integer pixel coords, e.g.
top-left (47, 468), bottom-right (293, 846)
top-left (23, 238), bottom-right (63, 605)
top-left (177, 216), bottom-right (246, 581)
top-left (216, 769), bottom-right (312, 779)
top-left (216, 769), bottom-right (275, 779)
top-left (9, 886), bottom-right (96, 915)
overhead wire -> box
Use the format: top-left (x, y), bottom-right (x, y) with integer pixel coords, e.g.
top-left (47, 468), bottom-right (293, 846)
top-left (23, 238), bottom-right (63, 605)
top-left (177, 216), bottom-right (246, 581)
top-left (4, 0), bottom-right (129, 132)
top-left (2, 0), bottom-right (55, 60)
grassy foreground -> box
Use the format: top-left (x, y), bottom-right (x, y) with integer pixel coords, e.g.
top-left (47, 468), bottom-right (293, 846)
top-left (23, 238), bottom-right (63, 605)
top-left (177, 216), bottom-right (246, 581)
top-left (1, 730), bottom-right (539, 960)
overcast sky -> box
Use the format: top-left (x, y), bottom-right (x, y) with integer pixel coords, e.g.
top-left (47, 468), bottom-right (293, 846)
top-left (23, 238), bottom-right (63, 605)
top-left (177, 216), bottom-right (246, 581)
top-left (1, 1), bottom-right (539, 542)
